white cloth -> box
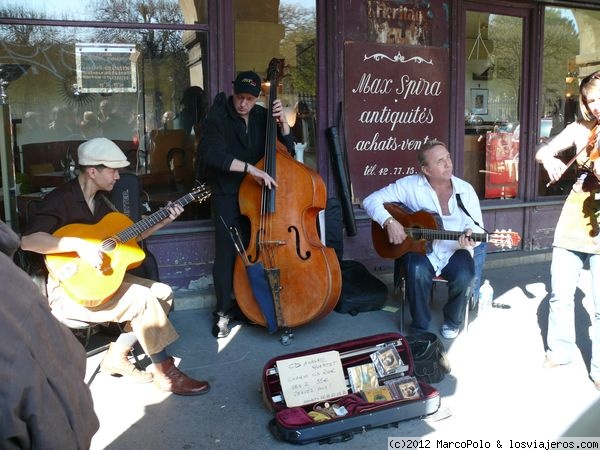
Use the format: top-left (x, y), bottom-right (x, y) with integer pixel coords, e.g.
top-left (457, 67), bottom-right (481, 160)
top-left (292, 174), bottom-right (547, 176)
top-left (362, 173), bottom-right (483, 274)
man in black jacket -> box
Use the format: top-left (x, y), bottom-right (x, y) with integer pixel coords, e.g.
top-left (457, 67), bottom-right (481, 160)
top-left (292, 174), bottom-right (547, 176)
top-left (198, 70), bottom-right (295, 338)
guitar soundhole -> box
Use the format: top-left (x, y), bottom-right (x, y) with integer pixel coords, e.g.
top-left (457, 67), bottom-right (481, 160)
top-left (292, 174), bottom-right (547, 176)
top-left (102, 238), bottom-right (117, 253)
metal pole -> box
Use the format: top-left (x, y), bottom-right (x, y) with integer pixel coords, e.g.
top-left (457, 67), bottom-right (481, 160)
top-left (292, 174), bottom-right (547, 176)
top-left (0, 102), bottom-right (18, 232)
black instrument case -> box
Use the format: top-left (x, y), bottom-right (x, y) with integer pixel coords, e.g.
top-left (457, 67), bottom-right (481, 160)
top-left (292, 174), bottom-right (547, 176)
top-left (262, 332), bottom-right (440, 444)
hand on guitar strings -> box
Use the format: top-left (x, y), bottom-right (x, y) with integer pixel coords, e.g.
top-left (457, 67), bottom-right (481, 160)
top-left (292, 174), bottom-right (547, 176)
top-left (163, 202), bottom-right (184, 222)
top-left (458, 229), bottom-right (476, 251)
top-left (384, 217), bottom-right (407, 245)
top-left (73, 237), bottom-right (106, 271)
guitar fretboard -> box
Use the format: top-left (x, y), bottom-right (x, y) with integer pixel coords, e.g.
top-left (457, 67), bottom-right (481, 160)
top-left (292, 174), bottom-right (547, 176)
top-left (107, 192), bottom-right (197, 244)
top-left (405, 228), bottom-right (488, 242)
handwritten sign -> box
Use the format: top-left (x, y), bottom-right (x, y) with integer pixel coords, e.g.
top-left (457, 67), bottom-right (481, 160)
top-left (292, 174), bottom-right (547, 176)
top-left (276, 350), bottom-right (347, 407)
top-left (76, 43), bottom-right (138, 93)
top-left (344, 42), bottom-right (449, 202)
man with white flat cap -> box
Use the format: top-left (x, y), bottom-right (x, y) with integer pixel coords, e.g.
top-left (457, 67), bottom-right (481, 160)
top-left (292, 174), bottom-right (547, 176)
top-left (21, 137), bottom-right (210, 396)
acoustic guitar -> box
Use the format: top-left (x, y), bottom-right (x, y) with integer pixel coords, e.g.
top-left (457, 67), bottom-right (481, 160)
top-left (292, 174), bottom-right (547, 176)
top-left (372, 202), bottom-right (521, 259)
top-left (45, 183), bottom-right (211, 307)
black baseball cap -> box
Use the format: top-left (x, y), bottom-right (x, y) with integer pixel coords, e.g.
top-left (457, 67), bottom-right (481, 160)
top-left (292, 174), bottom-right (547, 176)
top-left (233, 71), bottom-right (261, 97)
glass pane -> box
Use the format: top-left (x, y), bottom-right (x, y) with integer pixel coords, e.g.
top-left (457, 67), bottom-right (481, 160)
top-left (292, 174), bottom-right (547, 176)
top-left (0, 0), bottom-right (206, 24)
top-left (233, 0), bottom-right (316, 169)
top-left (463, 12), bottom-right (522, 200)
top-left (538, 7), bottom-right (588, 197)
top-left (0, 23), bottom-right (208, 220)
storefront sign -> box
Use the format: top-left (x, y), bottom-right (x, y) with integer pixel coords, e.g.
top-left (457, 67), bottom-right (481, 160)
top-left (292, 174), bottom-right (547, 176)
top-left (344, 42), bottom-right (449, 202)
top-left (75, 43), bottom-right (138, 93)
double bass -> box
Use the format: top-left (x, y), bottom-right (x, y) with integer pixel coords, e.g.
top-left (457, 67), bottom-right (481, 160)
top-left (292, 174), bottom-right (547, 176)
top-left (233, 58), bottom-right (341, 331)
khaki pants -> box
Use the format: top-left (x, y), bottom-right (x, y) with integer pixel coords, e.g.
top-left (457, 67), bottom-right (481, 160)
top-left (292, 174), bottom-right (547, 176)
top-left (48, 273), bottom-right (179, 355)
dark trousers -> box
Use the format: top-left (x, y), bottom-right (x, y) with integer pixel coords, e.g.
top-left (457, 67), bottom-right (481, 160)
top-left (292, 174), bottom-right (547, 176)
top-left (211, 193), bottom-right (249, 316)
top-left (396, 249), bottom-right (475, 331)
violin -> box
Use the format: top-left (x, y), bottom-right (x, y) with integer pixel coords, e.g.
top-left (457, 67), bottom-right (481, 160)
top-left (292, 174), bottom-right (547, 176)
top-left (547, 121), bottom-right (600, 190)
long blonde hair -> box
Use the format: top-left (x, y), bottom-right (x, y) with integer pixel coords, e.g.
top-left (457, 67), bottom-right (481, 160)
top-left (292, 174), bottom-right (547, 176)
top-left (579, 71), bottom-right (600, 121)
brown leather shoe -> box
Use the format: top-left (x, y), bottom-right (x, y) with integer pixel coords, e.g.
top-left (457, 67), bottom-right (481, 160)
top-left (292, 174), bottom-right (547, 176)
top-left (100, 342), bottom-right (153, 383)
top-left (153, 358), bottom-right (210, 396)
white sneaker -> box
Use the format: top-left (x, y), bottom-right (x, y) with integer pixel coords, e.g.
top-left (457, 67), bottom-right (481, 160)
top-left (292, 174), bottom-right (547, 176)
top-left (440, 323), bottom-right (459, 339)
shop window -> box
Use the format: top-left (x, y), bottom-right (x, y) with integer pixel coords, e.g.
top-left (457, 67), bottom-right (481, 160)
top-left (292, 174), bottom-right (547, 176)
top-left (537, 7), bottom-right (595, 197)
top-left (0, 0), bottom-right (206, 24)
top-left (0, 2), bottom-right (209, 221)
top-left (463, 11), bottom-right (522, 200)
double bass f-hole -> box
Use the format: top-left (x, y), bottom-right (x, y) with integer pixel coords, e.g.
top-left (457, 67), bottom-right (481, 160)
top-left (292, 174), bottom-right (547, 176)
top-left (288, 225), bottom-right (311, 260)
top-left (248, 226), bottom-right (310, 263)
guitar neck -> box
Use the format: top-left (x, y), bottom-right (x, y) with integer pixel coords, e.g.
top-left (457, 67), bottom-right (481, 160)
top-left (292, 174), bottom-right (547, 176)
top-left (114, 193), bottom-right (195, 242)
top-left (405, 228), bottom-right (488, 243)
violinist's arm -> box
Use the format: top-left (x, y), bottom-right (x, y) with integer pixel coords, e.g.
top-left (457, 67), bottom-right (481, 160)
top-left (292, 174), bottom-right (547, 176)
top-left (535, 125), bottom-right (580, 182)
top-left (536, 145), bottom-right (568, 182)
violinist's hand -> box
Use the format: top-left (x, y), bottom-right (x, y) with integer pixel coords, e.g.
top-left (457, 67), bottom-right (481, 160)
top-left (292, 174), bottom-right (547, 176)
top-left (540, 156), bottom-right (567, 182)
top-left (246, 164), bottom-right (278, 189)
top-left (385, 218), bottom-right (407, 245)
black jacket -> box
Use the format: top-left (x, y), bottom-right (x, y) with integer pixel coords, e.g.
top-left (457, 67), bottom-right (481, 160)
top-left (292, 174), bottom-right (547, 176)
top-left (197, 94), bottom-right (295, 194)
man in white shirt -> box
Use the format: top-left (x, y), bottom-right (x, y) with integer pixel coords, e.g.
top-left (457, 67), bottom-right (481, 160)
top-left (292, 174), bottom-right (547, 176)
top-left (363, 139), bottom-right (484, 339)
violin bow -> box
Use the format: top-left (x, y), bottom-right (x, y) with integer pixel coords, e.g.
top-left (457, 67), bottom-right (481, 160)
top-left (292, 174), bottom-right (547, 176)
top-left (546, 121), bottom-right (600, 188)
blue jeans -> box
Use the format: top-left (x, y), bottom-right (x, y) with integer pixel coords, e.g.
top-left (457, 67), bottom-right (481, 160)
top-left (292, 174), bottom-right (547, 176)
top-left (547, 247), bottom-right (600, 382)
top-left (396, 249), bottom-right (475, 331)
top-left (471, 242), bottom-right (488, 306)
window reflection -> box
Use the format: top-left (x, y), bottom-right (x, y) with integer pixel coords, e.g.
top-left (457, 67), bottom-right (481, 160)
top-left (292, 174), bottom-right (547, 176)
top-left (1, 0), bottom-right (206, 24)
top-left (0, 19), bottom-right (208, 219)
top-left (463, 12), bottom-right (522, 200)
top-left (538, 7), bottom-right (588, 197)
top-left (233, 0), bottom-right (317, 168)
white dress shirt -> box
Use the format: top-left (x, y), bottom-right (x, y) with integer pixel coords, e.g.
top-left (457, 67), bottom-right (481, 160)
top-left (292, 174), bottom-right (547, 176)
top-left (362, 173), bottom-right (483, 274)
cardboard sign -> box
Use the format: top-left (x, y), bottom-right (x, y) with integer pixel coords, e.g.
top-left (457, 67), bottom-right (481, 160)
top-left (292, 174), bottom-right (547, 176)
top-left (276, 350), bottom-right (347, 407)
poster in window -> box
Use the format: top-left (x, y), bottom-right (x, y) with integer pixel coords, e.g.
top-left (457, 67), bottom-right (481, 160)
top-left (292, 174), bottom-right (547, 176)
top-left (76, 43), bottom-right (138, 93)
top-left (470, 88), bottom-right (488, 115)
top-left (484, 131), bottom-right (518, 199)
